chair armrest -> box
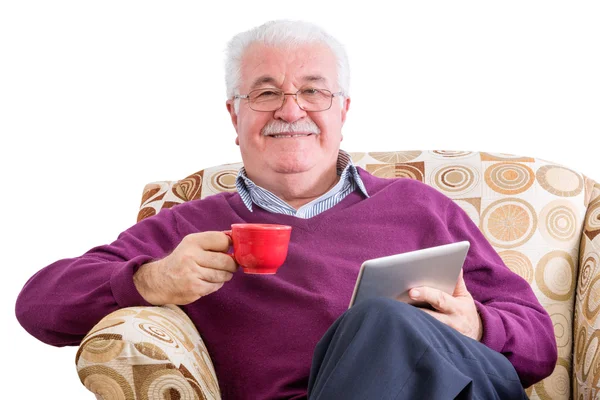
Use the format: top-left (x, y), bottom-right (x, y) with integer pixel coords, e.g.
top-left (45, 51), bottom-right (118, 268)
top-left (573, 177), bottom-right (600, 398)
top-left (76, 305), bottom-right (221, 400)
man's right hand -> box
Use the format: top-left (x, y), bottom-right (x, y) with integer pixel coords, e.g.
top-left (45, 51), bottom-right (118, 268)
top-left (133, 231), bottom-right (238, 305)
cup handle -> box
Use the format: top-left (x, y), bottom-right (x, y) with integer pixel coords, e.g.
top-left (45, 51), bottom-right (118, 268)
top-left (222, 230), bottom-right (237, 263)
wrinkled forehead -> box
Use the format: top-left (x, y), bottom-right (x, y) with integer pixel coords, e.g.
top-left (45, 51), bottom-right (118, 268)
top-left (239, 42), bottom-right (338, 92)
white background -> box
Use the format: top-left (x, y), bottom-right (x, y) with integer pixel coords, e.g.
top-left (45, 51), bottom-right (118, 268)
top-left (1, 1), bottom-right (598, 398)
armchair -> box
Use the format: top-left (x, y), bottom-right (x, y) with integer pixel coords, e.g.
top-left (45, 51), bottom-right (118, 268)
top-left (76, 150), bottom-right (600, 399)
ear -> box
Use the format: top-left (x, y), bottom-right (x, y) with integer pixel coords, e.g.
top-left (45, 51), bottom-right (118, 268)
top-left (340, 96), bottom-right (351, 125)
top-left (226, 101), bottom-right (240, 146)
top-left (226, 101), bottom-right (238, 129)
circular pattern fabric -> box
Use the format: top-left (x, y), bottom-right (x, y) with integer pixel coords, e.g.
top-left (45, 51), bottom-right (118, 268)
top-left (137, 323), bottom-right (179, 348)
top-left (429, 150), bottom-right (474, 159)
top-left (134, 342), bottom-right (169, 361)
top-left (140, 184), bottom-right (163, 206)
top-left (575, 325), bottom-right (587, 367)
top-left (481, 199), bottom-right (537, 248)
top-left (538, 200), bottom-right (579, 248)
top-left (581, 331), bottom-right (600, 384)
top-left (484, 162), bottom-right (535, 195)
top-left (107, 309), bottom-right (139, 318)
top-left (431, 164), bottom-right (479, 196)
top-left (80, 335), bottom-right (125, 363)
top-left (583, 275), bottom-right (600, 323)
top-left (585, 200), bottom-right (600, 234)
top-left (498, 250), bottom-right (533, 284)
top-left (79, 366), bottom-right (134, 400)
top-left (533, 358), bottom-right (571, 400)
top-left (367, 164), bottom-right (397, 179)
top-left (207, 169), bottom-right (238, 194)
top-left (136, 310), bottom-right (196, 352)
top-left (535, 250), bottom-right (576, 302)
top-left (484, 152), bottom-right (529, 160)
top-left (395, 164), bottom-right (424, 181)
top-left (139, 369), bottom-right (199, 400)
top-left (348, 152), bottom-right (366, 163)
top-left (367, 164), bottom-right (424, 181)
top-left (173, 173), bottom-right (203, 201)
top-left (86, 318), bottom-right (126, 338)
top-left (577, 251), bottom-right (598, 298)
top-left (537, 165), bottom-right (584, 197)
top-left (137, 207), bottom-right (157, 222)
top-left (193, 348), bottom-right (220, 398)
top-left (594, 350), bottom-right (600, 392)
top-left (368, 151), bottom-right (421, 163)
top-left (546, 303), bottom-right (572, 358)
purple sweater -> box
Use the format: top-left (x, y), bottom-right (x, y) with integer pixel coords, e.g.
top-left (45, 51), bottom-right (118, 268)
top-left (16, 168), bottom-right (557, 398)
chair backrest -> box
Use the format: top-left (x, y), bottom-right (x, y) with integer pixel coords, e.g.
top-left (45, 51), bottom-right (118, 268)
top-left (138, 150), bottom-right (600, 399)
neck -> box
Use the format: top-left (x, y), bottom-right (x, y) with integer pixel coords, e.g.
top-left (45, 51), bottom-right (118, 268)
top-left (247, 166), bottom-right (340, 209)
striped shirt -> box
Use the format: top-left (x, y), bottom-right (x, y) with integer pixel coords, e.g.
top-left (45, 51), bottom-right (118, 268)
top-left (235, 150), bottom-right (369, 218)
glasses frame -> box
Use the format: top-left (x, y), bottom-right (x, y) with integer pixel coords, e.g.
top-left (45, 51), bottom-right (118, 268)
top-left (232, 88), bottom-right (345, 112)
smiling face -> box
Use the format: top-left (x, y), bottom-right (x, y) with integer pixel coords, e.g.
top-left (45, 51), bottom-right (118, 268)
top-left (227, 42), bottom-right (350, 180)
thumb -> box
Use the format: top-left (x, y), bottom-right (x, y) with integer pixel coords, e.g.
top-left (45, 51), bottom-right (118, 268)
top-left (452, 269), bottom-right (470, 297)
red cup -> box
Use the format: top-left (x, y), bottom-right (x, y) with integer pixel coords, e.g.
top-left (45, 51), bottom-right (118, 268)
top-left (224, 224), bottom-right (292, 274)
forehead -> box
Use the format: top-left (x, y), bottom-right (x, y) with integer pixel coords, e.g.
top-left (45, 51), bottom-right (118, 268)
top-left (239, 42), bottom-right (338, 91)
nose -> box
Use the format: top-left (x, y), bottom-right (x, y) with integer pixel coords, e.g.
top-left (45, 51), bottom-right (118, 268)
top-left (273, 94), bottom-right (307, 123)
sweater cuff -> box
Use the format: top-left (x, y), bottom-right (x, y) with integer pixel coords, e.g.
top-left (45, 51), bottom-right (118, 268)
top-left (110, 255), bottom-right (155, 308)
top-left (475, 300), bottom-right (506, 353)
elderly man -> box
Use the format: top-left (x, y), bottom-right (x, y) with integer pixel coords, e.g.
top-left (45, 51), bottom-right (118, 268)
top-left (16, 20), bottom-right (556, 399)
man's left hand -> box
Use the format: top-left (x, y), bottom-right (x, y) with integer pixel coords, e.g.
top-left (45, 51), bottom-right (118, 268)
top-left (406, 269), bottom-right (483, 341)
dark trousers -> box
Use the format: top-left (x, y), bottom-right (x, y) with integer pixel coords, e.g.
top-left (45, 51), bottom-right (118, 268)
top-left (307, 298), bottom-right (527, 400)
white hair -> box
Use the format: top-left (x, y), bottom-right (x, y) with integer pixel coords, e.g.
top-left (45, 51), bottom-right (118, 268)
top-left (225, 20), bottom-right (350, 113)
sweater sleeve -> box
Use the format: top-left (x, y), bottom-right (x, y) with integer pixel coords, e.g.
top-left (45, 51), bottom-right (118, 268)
top-left (15, 207), bottom-right (183, 347)
top-left (443, 199), bottom-right (558, 387)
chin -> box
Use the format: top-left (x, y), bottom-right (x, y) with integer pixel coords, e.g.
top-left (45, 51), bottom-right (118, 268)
top-left (270, 157), bottom-right (315, 174)
top-left (272, 164), bottom-right (312, 174)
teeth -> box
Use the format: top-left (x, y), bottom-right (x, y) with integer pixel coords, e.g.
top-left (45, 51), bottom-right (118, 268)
top-left (271, 134), bottom-right (311, 138)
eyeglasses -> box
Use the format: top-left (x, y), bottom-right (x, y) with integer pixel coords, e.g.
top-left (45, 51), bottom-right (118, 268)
top-left (233, 88), bottom-right (345, 112)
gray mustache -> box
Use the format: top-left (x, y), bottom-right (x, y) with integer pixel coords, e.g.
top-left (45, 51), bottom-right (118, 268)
top-left (262, 120), bottom-right (321, 136)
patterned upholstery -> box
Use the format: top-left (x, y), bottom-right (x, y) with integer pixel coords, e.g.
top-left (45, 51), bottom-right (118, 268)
top-left (77, 150), bottom-right (600, 399)
top-left (76, 305), bottom-right (220, 400)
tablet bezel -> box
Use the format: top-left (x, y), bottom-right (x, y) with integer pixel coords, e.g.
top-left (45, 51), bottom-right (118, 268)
top-left (348, 241), bottom-right (470, 308)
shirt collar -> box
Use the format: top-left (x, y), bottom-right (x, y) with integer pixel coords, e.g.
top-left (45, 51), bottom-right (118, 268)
top-left (235, 150), bottom-right (369, 212)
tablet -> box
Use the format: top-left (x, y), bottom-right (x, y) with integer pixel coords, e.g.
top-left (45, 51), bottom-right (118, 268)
top-left (348, 241), bottom-right (470, 308)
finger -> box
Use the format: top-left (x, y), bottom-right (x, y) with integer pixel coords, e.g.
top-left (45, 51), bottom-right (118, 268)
top-left (196, 251), bottom-right (239, 273)
top-left (185, 231), bottom-right (232, 252)
top-left (197, 267), bottom-right (235, 284)
top-left (452, 269), bottom-right (469, 297)
top-left (175, 280), bottom-right (224, 305)
top-left (409, 286), bottom-right (456, 314)
top-left (209, 281), bottom-right (225, 294)
top-left (192, 281), bottom-right (225, 299)
top-left (416, 307), bottom-right (455, 330)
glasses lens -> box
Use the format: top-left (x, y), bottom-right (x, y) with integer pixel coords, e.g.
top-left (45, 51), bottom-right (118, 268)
top-left (248, 89), bottom-right (283, 111)
top-left (246, 88), bottom-right (333, 111)
top-left (298, 89), bottom-right (332, 111)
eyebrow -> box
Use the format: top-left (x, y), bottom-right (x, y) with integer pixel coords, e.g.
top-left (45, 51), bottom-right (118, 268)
top-left (250, 76), bottom-right (279, 90)
top-left (302, 75), bottom-right (328, 85)
top-left (249, 75), bottom-right (329, 90)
